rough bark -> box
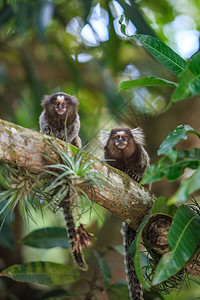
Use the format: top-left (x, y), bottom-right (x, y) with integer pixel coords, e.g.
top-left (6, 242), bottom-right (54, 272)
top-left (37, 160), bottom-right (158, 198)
top-left (0, 118), bottom-right (155, 230)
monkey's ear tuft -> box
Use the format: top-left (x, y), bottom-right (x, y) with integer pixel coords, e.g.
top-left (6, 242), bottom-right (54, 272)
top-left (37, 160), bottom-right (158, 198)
top-left (131, 127), bottom-right (145, 145)
top-left (71, 95), bottom-right (79, 104)
top-left (99, 130), bottom-right (111, 148)
top-left (41, 95), bottom-right (50, 107)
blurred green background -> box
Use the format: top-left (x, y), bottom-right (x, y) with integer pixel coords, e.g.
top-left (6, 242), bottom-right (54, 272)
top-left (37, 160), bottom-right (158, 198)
top-left (0, 0), bottom-right (200, 299)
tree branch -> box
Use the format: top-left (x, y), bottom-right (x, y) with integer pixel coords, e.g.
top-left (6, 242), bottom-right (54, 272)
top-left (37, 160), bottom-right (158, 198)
top-left (0, 118), bottom-right (156, 230)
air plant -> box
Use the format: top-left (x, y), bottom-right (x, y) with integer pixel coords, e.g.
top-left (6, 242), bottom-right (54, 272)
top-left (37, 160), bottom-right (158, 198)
top-left (0, 139), bottom-right (111, 225)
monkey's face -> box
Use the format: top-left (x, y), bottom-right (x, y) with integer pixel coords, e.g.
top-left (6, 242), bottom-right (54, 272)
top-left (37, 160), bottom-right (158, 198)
top-left (107, 128), bottom-right (136, 158)
top-left (52, 95), bottom-right (72, 115)
top-left (99, 127), bottom-right (145, 159)
top-left (42, 93), bottom-right (78, 121)
top-left (113, 131), bottom-right (128, 149)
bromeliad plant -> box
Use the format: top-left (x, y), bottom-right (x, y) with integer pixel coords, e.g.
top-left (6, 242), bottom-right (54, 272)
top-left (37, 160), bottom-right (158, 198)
top-left (0, 140), bottom-right (109, 224)
top-left (38, 140), bottom-right (110, 218)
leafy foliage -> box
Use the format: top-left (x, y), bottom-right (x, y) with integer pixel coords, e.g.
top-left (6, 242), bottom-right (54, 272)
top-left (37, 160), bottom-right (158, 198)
top-left (142, 126), bottom-right (200, 200)
top-left (119, 21), bottom-right (200, 110)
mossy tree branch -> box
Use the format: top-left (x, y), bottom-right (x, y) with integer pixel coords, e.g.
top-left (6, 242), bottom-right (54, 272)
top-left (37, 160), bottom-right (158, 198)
top-left (0, 118), bottom-right (155, 230)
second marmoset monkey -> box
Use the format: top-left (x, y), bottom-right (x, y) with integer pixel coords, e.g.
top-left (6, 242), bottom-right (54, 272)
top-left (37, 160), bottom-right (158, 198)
top-left (99, 127), bottom-right (150, 300)
top-left (39, 92), bottom-right (91, 271)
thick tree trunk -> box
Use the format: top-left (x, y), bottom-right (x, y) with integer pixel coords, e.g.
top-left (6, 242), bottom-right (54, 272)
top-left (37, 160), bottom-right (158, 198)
top-left (0, 118), bottom-right (155, 230)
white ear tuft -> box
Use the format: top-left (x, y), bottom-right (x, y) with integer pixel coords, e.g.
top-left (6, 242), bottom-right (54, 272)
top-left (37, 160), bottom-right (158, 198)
top-left (131, 127), bottom-right (145, 145)
top-left (41, 95), bottom-right (50, 107)
top-left (99, 130), bottom-right (111, 148)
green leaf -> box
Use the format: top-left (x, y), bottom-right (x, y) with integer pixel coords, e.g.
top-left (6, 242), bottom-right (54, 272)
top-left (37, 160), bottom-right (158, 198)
top-left (118, 77), bottom-right (177, 91)
top-left (151, 197), bottom-right (177, 217)
top-left (107, 283), bottom-right (130, 299)
top-left (130, 217), bottom-right (150, 291)
top-left (172, 51), bottom-right (200, 102)
top-left (141, 148), bottom-right (200, 184)
top-left (21, 227), bottom-right (70, 249)
top-left (2, 261), bottom-right (80, 285)
top-left (168, 166), bottom-right (200, 204)
top-left (158, 125), bottom-right (200, 161)
top-left (152, 205), bottom-right (200, 285)
top-left (133, 35), bottom-right (187, 75)
top-left (93, 250), bottom-right (112, 290)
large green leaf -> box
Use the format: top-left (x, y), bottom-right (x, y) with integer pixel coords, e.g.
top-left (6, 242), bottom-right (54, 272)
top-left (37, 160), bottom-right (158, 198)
top-left (118, 76), bottom-right (177, 91)
top-left (152, 205), bottom-right (200, 285)
top-left (133, 35), bottom-right (187, 75)
top-left (142, 125), bottom-right (200, 185)
top-left (2, 261), bottom-right (80, 285)
top-left (141, 148), bottom-right (200, 184)
top-left (168, 166), bottom-right (200, 204)
top-left (21, 227), bottom-right (70, 249)
top-left (172, 51), bottom-right (200, 102)
top-left (93, 250), bottom-right (112, 290)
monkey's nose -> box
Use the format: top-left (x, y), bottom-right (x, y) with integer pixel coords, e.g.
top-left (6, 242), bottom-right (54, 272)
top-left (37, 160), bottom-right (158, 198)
top-left (115, 140), bottom-right (127, 149)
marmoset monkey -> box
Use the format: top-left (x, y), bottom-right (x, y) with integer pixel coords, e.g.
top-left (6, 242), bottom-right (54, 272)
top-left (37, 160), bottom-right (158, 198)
top-left (39, 92), bottom-right (81, 148)
top-left (99, 127), bottom-right (150, 300)
top-left (39, 92), bottom-right (91, 271)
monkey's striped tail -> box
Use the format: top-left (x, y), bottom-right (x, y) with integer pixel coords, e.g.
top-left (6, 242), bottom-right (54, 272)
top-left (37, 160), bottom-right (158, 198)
top-left (122, 222), bottom-right (143, 300)
top-left (62, 197), bottom-right (88, 271)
